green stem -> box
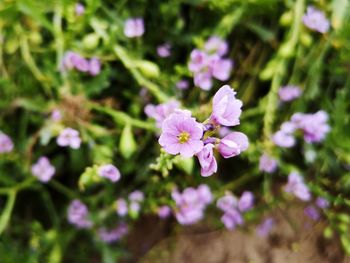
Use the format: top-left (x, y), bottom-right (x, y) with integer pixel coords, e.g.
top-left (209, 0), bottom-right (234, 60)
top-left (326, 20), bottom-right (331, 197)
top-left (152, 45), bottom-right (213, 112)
top-left (0, 191), bottom-right (17, 236)
top-left (49, 180), bottom-right (77, 199)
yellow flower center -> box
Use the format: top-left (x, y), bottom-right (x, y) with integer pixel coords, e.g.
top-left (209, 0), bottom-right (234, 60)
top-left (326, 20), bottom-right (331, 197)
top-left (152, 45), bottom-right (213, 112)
top-left (177, 131), bottom-right (190, 144)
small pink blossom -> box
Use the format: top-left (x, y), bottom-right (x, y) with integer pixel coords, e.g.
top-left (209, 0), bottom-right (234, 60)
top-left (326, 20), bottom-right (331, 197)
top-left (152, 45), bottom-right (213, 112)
top-left (238, 191), bottom-right (254, 212)
top-left (259, 153), bottom-right (278, 173)
top-left (303, 6), bottom-right (330, 33)
top-left (157, 43), bottom-right (171, 57)
top-left (158, 205), bottom-right (172, 219)
top-left (218, 132), bottom-right (249, 159)
top-left (75, 3), bottom-right (85, 16)
top-left (278, 85), bottom-right (302, 102)
top-left (144, 100), bottom-right (180, 128)
top-left (116, 198), bottom-right (128, 217)
top-left (0, 132), bottom-right (13, 153)
top-left (31, 157), bottom-right (55, 183)
top-left (204, 36), bottom-right (228, 56)
top-left (57, 128), bottom-right (81, 149)
top-left (98, 164), bottom-right (121, 183)
top-left (98, 223), bottom-right (128, 243)
top-left (88, 57), bottom-right (101, 76)
top-left (67, 199), bottom-right (92, 229)
top-left (124, 18), bottom-right (144, 38)
top-left (51, 110), bottom-right (62, 122)
top-left (196, 144), bottom-right (217, 177)
top-left (176, 79), bottom-right (189, 90)
top-left (284, 172), bottom-right (311, 201)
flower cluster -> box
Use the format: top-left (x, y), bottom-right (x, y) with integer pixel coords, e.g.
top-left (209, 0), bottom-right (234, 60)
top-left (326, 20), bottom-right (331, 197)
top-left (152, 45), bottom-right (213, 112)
top-left (304, 197), bottom-right (330, 221)
top-left (67, 199), bottom-right (93, 229)
top-left (157, 205), bottom-right (172, 219)
top-left (217, 191), bottom-right (254, 230)
top-left (57, 128), bottom-right (82, 149)
top-left (303, 6), bottom-right (330, 34)
top-left (278, 85), bottom-right (302, 102)
top-left (273, 111), bottom-right (330, 147)
top-left (284, 172), bottom-right (311, 201)
top-left (98, 164), bottom-right (121, 183)
top-left (171, 184), bottom-right (212, 225)
top-left (31, 157), bottom-right (56, 183)
top-left (115, 190), bottom-right (145, 217)
top-left (158, 85), bottom-right (248, 177)
top-left (124, 18), bottom-right (145, 38)
top-left (0, 132), bottom-right (13, 153)
top-left (259, 153), bottom-right (278, 174)
top-left (98, 223), bottom-right (128, 243)
top-left (188, 37), bottom-right (232, 90)
top-left (62, 52), bottom-right (101, 76)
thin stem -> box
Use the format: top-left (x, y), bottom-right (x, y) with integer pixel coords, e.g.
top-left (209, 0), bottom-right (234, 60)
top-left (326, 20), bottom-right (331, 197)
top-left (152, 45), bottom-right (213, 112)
top-left (49, 180), bottom-right (77, 199)
top-left (0, 191), bottom-right (17, 236)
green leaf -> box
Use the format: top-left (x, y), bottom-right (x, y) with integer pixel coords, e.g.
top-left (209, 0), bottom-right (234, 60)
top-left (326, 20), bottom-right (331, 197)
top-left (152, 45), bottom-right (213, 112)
top-left (119, 124), bottom-right (137, 159)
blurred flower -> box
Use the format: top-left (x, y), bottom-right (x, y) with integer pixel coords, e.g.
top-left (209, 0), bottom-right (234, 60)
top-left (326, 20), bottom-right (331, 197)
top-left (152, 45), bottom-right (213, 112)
top-left (57, 128), bottom-right (82, 149)
top-left (211, 57), bottom-right (233, 81)
top-left (75, 3), bottom-right (85, 16)
top-left (88, 57), bottom-right (101, 76)
top-left (51, 110), bottom-right (62, 122)
top-left (176, 79), bottom-right (189, 90)
top-left (303, 6), bottom-right (330, 33)
top-left (278, 85), bottom-right (302, 102)
top-left (197, 143), bottom-right (217, 177)
top-left (204, 36), bottom-right (228, 56)
top-left (219, 127), bottom-right (231, 138)
top-left (221, 208), bottom-right (243, 230)
top-left (129, 201), bottom-right (141, 213)
top-left (67, 199), bottom-right (92, 229)
top-left (193, 71), bottom-right (213, 90)
top-left (256, 218), bottom-right (275, 237)
top-left (124, 18), bottom-right (144, 38)
top-left (129, 190), bottom-right (144, 202)
top-left (238, 191), bottom-right (254, 212)
top-left (211, 85), bottom-right (242, 126)
top-left (98, 223), bottom-right (128, 243)
top-left (272, 130), bottom-right (296, 148)
top-left (158, 205), bottom-right (171, 219)
top-left (316, 197), bottom-right (329, 209)
top-left (188, 49), bottom-right (208, 73)
top-left (116, 198), bottom-right (128, 217)
top-left (159, 110), bottom-right (204, 158)
top-left (31, 157), bottom-right (55, 183)
top-left (157, 43), bottom-right (171, 57)
top-left (217, 194), bottom-right (237, 212)
top-left (304, 205), bottom-right (320, 221)
top-left (284, 172), bottom-right (311, 201)
top-left (259, 153), bottom-right (278, 173)
top-left (197, 184), bottom-right (213, 204)
top-left (218, 132), bottom-right (249, 159)
top-left (0, 132), bottom-right (13, 153)
top-left (62, 51), bottom-right (89, 72)
top-left (144, 100), bottom-right (180, 128)
top-left (98, 164), bottom-right (121, 183)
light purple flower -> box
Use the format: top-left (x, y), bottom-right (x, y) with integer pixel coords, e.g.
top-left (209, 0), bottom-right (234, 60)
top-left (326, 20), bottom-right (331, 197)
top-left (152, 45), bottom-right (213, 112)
top-left (316, 197), bottom-right (329, 209)
top-left (278, 85), bottom-right (302, 102)
top-left (197, 184), bottom-right (213, 205)
top-left (221, 208), bottom-right (243, 230)
top-left (211, 85), bottom-right (242, 126)
top-left (0, 132), bottom-right (13, 153)
top-left (304, 205), bottom-right (320, 221)
top-left (67, 199), bottom-right (92, 229)
top-left (284, 172), bottom-right (311, 201)
top-left (88, 57), bottom-right (101, 76)
top-left (124, 18), bottom-right (144, 38)
top-left (272, 130), bottom-right (296, 148)
top-left (303, 6), bottom-right (330, 34)
top-left (157, 43), bottom-right (171, 57)
top-left (70, 54), bottom-right (89, 72)
top-left (129, 201), bottom-right (141, 213)
top-left (259, 153), bottom-right (278, 173)
top-left (188, 49), bottom-right (208, 73)
top-left (51, 109), bottom-right (62, 122)
top-left (196, 144), bottom-right (217, 177)
top-left (75, 3), bottom-right (85, 16)
top-left (116, 198), bottom-right (128, 217)
top-left (98, 223), bottom-right (128, 243)
top-left (194, 71), bottom-right (213, 90)
top-left (159, 110), bottom-right (204, 158)
top-left (238, 191), bottom-right (254, 212)
top-left (129, 190), bottom-right (144, 202)
top-left (217, 194), bottom-right (238, 212)
top-left (204, 36), bottom-right (228, 56)
top-left (211, 58), bottom-right (232, 81)
top-left (176, 79), bottom-right (189, 90)
top-left (219, 127), bottom-right (231, 138)
top-left (31, 157), bottom-right (55, 183)
top-left (257, 218), bottom-right (275, 237)
top-left (57, 128), bottom-right (81, 149)
top-left (98, 164), bottom-right (121, 183)
top-left (144, 100), bottom-right (180, 128)
top-left (218, 132), bottom-right (249, 159)
top-left (158, 205), bottom-right (171, 219)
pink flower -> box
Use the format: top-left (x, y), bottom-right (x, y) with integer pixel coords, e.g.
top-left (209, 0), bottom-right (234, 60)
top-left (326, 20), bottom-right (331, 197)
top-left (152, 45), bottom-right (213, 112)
top-left (67, 199), bottom-right (92, 229)
top-left (238, 191), bottom-right (254, 212)
top-left (128, 190), bottom-right (144, 202)
top-left (159, 110), bottom-right (204, 158)
top-left (218, 132), bottom-right (249, 159)
top-left (57, 128), bottom-right (81, 149)
top-left (211, 58), bottom-right (232, 81)
top-left (259, 153), bottom-right (278, 173)
top-left (51, 110), bottom-right (62, 122)
top-left (204, 36), bottom-right (228, 56)
top-left (176, 79), bottom-right (189, 90)
top-left (194, 71), bottom-right (213, 90)
top-left (98, 223), bottom-right (128, 243)
top-left (116, 198), bottom-right (128, 217)
top-left (221, 208), bottom-right (243, 230)
top-left (272, 130), bottom-right (295, 148)
top-left (157, 43), bottom-right (171, 57)
top-left (158, 205), bottom-right (171, 219)
top-left (211, 85), bottom-right (242, 126)
top-left (98, 164), bottom-right (121, 182)
top-left (303, 6), bottom-right (330, 34)
top-left (278, 85), bottom-right (302, 102)
top-left (188, 49), bottom-right (208, 73)
top-left (256, 218), bottom-right (275, 237)
top-left (217, 194), bottom-right (238, 212)
top-left (304, 205), bottom-right (320, 221)
top-left (196, 144), bottom-right (217, 177)
top-left (316, 197), bottom-right (329, 209)
top-left (31, 157), bottom-right (55, 183)
top-left (0, 132), bottom-right (13, 153)
top-left (88, 57), bottom-right (101, 76)
top-left (75, 3), bottom-right (85, 16)
top-left (144, 100), bottom-right (180, 128)
top-left (124, 18), bottom-right (144, 38)
top-left (284, 172), bottom-right (311, 201)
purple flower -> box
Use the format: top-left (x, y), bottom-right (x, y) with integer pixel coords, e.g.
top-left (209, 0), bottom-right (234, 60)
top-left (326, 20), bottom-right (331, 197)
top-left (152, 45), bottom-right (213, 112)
top-left (256, 218), bottom-right (275, 237)
top-left (98, 164), bottom-right (121, 183)
top-left (316, 197), bottom-right (329, 209)
top-left (124, 18), bottom-right (144, 38)
top-left (238, 191), bottom-right (254, 212)
top-left (88, 57), bottom-right (101, 76)
top-left (57, 128), bottom-right (81, 149)
top-left (158, 205), bottom-right (171, 219)
top-left (284, 172), bottom-right (311, 201)
top-left (159, 110), bottom-right (204, 158)
top-left (196, 144), bottom-right (217, 177)
top-left (221, 208), bottom-right (243, 230)
top-left (116, 198), bottom-right (128, 217)
top-left (128, 190), bottom-right (144, 202)
top-left (129, 201), bottom-right (141, 213)
top-left (217, 193), bottom-right (244, 230)
top-left (75, 3), bottom-right (85, 16)
top-left (98, 223), bottom-right (128, 243)
top-left (272, 130), bottom-right (296, 148)
top-left (67, 199), bottom-right (92, 229)
top-left (144, 100), bottom-right (180, 128)
top-left (217, 194), bottom-right (238, 212)
top-left (176, 79), bottom-right (189, 90)
top-left (204, 36), bottom-right (228, 56)
top-left (211, 85), bottom-right (242, 126)
top-left (211, 58), bottom-right (232, 81)
top-left (0, 132), bottom-right (13, 153)
top-left (188, 49), bottom-right (208, 73)
top-left (51, 109), bottom-right (62, 122)
top-left (157, 43), bottom-right (171, 57)
top-left (194, 71), bottom-right (213, 90)
top-left (218, 132), bottom-right (249, 159)
top-left (197, 184), bottom-right (213, 204)
top-left (31, 157), bottom-right (55, 183)
top-left (304, 205), bottom-right (320, 221)
top-left (278, 85), bottom-right (302, 102)
top-left (303, 6), bottom-right (330, 33)
top-left (259, 153), bottom-right (278, 173)
top-left (70, 54), bottom-right (89, 72)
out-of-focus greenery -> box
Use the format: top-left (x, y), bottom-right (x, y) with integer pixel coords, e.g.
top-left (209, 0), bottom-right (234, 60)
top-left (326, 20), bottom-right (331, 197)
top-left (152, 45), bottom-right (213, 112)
top-left (0, 0), bottom-right (350, 262)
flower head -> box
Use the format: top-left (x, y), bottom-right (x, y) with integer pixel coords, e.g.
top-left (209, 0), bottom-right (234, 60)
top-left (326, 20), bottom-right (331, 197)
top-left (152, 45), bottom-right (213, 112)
top-left (303, 6), bottom-right (330, 33)
top-left (124, 18), bottom-right (144, 38)
top-left (144, 100), bottom-right (180, 128)
top-left (51, 109), bottom-right (62, 122)
top-left (0, 132), bottom-right (13, 153)
top-left (218, 132), bottom-right (249, 158)
top-left (259, 153), bottom-right (278, 173)
top-left (157, 43), bottom-right (171, 57)
top-left (88, 57), bottom-right (101, 76)
top-left (116, 198), bottom-right (128, 217)
top-left (204, 36), bottom-right (228, 56)
top-left (176, 79), bottom-right (189, 90)
top-left (304, 205), bottom-right (320, 221)
top-left (75, 3), bottom-right (85, 16)
top-left (278, 85), bottom-right (302, 102)
top-left (98, 223), bottom-right (128, 243)
top-left (98, 164), bottom-right (121, 183)
top-left (31, 157), bottom-right (55, 183)
top-left (238, 191), bottom-right (254, 212)
top-left (284, 172), bottom-right (311, 201)
top-left (158, 205), bottom-right (172, 219)
top-left (128, 190), bottom-right (144, 202)
top-left (57, 128), bottom-right (81, 149)
top-left (197, 144), bottom-right (217, 177)
top-left (67, 199), bottom-right (92, 229)
top-left (256, 218), bottom-right (275, 237)
top-left (211, 58), bottom-right (232, 81)
top-left (316, 197), bottom-right (329, 209)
